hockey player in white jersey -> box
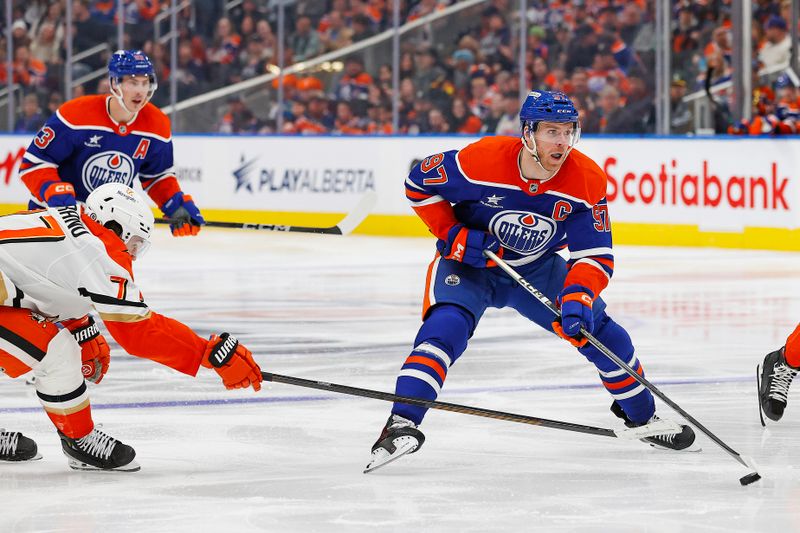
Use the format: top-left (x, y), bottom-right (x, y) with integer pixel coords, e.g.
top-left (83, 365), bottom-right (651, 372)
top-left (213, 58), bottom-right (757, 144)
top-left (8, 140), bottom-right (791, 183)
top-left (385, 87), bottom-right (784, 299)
top-left (0, 183), bottom-right (262, 471)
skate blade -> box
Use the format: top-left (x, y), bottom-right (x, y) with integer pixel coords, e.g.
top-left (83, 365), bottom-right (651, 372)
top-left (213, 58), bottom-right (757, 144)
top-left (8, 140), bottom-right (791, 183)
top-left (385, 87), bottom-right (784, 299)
top-left (615, 419), bottom-right (683, 440)
top-left (66, 456), bottom-right (141, 472)
top-left (363, 436), bottom-right (419, 474)
top-left (756, 364), bottom-right (767, 427)
top-left (0, 452), bottom-right (43, 462)
top-left (648, 442), bottom-right (703, 453)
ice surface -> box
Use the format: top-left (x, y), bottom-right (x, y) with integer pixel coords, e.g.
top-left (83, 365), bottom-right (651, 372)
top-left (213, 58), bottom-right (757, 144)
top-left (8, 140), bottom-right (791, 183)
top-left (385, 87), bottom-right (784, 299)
top-left (2, 229), bottom-right (798, 532)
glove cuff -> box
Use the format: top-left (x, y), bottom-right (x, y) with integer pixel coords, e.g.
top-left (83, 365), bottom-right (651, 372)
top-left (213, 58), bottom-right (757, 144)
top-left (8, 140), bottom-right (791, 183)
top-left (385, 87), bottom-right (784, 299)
top-left (204, 333), bottom-right (239, 368)
top-left (160, 192), bottom-right (185, 217)
top-left (41, 181), bottom-right (76, 202)
top-left (69, 317), bottom-right (100, 344)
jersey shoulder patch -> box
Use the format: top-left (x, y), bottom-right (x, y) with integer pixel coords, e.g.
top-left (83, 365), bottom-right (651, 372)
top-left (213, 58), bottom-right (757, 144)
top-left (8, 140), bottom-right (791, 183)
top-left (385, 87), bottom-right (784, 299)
top-left (57, 95), bottom-right (114, 130)
top-left (456, 136), bottom-right (523, 189)
top-left (549, 148), bottom-right (607, 205)
top-left (131, 103), bottom-right (172, 142)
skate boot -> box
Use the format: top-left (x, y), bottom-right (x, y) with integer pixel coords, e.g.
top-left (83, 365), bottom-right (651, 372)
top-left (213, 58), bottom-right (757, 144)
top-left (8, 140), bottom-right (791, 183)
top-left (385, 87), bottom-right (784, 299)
top-left (364, 414), bottom-right (425, 473)
top-left (611, 401), bottom-right (697, 451)
top-left (59, 427), bottom-right (140, 472)
top-left (0, 429), bottom-right (41, 461)
top-left (758, 347), bottom-right (799, 424)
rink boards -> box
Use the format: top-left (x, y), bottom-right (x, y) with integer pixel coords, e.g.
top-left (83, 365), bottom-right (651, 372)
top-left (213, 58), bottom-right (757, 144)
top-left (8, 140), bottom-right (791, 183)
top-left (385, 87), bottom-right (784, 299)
top-left (1, 134), bottom-right (799, 250)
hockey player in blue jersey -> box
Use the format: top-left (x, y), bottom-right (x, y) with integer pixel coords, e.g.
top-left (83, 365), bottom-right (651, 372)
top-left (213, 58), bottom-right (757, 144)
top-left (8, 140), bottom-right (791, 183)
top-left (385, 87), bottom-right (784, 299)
top-left (19, 50), bottom-right (204, 237)
top-left (365, 90), bottom-right (696, 473)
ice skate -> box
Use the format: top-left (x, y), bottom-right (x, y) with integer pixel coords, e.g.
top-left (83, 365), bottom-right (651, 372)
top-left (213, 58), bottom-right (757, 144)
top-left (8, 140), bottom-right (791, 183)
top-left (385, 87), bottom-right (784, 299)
top-left (59, 427), bottom-right (140, 472)
top-left (758, 347), bottom-right (798, 425)
top-left (364, 415), bottom-right (425, 473)
top-left (0, 429), bottom-right (41, 461)
top-left (611, 402), bottom-right (697, 451)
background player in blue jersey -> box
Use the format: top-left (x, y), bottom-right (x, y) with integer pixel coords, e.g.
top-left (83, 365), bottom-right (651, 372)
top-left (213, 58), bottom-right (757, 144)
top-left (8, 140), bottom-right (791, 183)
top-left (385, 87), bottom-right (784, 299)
top-left (19, 50), bottom-right (204, 237)
top-left (365, 91), bottom-right (696, 472)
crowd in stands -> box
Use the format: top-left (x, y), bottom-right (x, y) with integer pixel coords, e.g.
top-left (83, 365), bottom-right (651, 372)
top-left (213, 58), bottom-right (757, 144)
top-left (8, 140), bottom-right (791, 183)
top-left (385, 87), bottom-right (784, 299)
top-left (1, 0), bottom-right (798, 136)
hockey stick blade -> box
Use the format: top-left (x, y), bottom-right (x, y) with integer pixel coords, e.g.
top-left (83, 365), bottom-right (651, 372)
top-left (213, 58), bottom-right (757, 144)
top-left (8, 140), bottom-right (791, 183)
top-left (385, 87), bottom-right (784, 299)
top-left (614, 418), bottom-right (683, 440)
top-left (155, 190), bottom-right (377, 235)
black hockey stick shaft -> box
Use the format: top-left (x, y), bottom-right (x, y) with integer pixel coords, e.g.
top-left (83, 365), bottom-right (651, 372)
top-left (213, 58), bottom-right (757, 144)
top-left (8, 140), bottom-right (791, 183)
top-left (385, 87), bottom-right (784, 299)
top-left (155, 218), bottom-right (342, 234)
top-left (155, 191), bottom-right (377, 236)
top-left (484, 250), bottom-right (752, 469)
top-left (262, 371), bottom-right (617, 438)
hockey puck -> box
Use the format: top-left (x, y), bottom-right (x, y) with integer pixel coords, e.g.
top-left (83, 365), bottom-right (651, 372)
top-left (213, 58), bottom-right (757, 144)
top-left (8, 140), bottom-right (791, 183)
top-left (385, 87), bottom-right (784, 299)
top-left (739, 472), bottom-right (762, 486)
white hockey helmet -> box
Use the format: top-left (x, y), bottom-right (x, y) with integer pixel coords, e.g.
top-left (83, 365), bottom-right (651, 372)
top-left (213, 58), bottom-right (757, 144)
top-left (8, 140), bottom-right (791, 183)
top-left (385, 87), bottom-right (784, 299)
top-left (85, 183), bottom-right (154, 260)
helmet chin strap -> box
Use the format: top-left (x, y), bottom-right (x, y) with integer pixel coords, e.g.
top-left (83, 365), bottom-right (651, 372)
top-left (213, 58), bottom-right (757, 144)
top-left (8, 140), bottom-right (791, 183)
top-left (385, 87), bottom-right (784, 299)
top-left (110, 77), bottom-right (153, 117)
top-left (521, 126), bottom-right (560, 180)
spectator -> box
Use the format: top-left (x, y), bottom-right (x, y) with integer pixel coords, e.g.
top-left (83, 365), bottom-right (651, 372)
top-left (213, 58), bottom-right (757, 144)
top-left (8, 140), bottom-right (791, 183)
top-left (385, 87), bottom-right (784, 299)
top-left (449, 48), bottom-right (476, 95)
top-left (320, 10), bottom-right (354, 52)
top-left (351, 14), bottom-right (375, 42)
top-left (71, 0), bottom-right (113, 69)
top-left (479, 10), bottom-right (512, 69)
top-left (175, 40), bottom-right (208, 99)
top-left (449, 97), bottom-right (482, 134)
top-left (334, 56), bottom-right (373, 105)
top-left (289, 15), bottom-right (322, 62)
top-left (333, 100), bottom-right (365, 134)
top-left (14, 93), bottom-right (46, 133)
top-left (295, 92), bottom-right (332, 134)
top-left (494, 91), bottom-right (520, 136)
top-left (11, 19), bottom-right (32, 50)
top-left (566, 24), bottom-right (599, 72)
top-left (584, 84), bottom-right (640, 134)
top-left (254, 19), bottom-right (276, 63)
top-left (468, 72), bottom-right (494, 120)
top-left (236, 36), bottom-right (268, 82)
top-left (427, 108), bottom-right (450, 133)
top-left (10, 46), bottom-right (47, 88)
top-left (669, 76), bottom-right (693, 134)
top-left (46, 91), bottom-right (62, 115)
top-left (207, 17), bottom-right (241, 86)
top-left (758, 15), bottom-right (792, 69)
top-left (29, 21), bottom-right (60, 66)
top-left (412, 46), bottom-right (447, 102)
top-left (217, 95), bottom-right (257, 134)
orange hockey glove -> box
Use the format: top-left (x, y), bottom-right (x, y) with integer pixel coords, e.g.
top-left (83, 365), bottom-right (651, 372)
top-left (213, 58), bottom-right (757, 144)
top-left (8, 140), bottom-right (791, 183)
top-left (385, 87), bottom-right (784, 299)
top-left (63, 315), bottom-right (111, 383)
top-left (201, 333), bottom-right (262, 391)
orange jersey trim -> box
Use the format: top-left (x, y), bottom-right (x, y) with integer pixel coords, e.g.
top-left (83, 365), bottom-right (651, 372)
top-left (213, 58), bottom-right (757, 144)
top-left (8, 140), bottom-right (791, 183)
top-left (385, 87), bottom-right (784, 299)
top-left (564, 262), bottom-right (610, 297)
top-left (81, 212), bottom-right (133, 277)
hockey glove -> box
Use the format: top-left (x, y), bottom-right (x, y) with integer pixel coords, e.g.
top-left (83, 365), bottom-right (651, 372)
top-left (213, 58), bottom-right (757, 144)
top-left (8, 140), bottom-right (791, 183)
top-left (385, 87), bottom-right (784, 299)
top-left (63, 316), bottom-right (110, 384)
top-left (161, 192), bottom-right (205, 237)
top-left (436, 224), bottom-right (502, 268)
top-left (552, 285), bottom-right (595, 348)
top-left (201, 333), bottom-right (262, 391)
top-left (40, 181), bottom-right (77, 207)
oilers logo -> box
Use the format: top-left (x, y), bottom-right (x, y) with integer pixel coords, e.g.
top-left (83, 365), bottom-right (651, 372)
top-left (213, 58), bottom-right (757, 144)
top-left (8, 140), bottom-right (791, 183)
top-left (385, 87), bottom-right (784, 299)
top-left (82, 151), bottom-right (134, 191)
top-left (490, 211), bottom-right (556, 254)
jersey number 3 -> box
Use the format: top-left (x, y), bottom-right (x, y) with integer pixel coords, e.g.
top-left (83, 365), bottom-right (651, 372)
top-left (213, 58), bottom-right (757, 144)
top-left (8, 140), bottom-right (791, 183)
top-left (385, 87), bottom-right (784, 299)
top-left (33, 127), bottom-right (56, 149)
top-left (420, 153), bottom-right (449, 185)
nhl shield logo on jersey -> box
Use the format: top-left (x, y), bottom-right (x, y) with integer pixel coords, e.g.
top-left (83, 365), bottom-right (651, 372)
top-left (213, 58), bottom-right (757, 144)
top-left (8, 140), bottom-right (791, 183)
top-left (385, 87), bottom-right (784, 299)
top-left (82, 151), bottom-right (135, 191)
top-left (489, 211), bottom-right (556, 254)
top-left (445, 274), bottom-right (460, 286)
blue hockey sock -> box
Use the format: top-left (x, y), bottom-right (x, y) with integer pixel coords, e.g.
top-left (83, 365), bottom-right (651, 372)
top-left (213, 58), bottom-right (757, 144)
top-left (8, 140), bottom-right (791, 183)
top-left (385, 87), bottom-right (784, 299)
top-left (392, 304), bottom-right (474, 425)
top-left (578, 315), bottom-right (655, 424)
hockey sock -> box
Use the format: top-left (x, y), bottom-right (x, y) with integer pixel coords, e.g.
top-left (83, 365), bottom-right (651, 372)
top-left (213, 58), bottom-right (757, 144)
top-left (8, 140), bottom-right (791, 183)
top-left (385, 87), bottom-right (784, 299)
top-left (37, 382), bottom-right (94, 438)
top-left (579, 315), bottom-right (655, 424)
top-left (785, 324), bottom-right (800, 368)
top-left (393, 304), bottom-right (474, 425)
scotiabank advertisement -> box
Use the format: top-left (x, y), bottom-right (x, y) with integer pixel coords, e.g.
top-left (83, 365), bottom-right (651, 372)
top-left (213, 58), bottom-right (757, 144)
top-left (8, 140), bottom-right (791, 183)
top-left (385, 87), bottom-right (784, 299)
top-left (1, 134), bottom-right (799, 233)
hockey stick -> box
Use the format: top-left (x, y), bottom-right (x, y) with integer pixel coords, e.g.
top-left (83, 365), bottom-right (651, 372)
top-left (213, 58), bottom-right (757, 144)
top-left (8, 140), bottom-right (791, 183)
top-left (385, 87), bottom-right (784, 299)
top-left (155, 191), bottom-right (377, 235)
top-left (262, 372), bottom-right (680, 441)
top-left (483, 250), bottom-right (762, 485)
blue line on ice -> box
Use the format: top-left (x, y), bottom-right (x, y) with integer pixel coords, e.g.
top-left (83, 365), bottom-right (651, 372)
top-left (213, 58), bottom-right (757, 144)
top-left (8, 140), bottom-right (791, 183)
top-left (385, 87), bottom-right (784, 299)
top-left (0, 375), bottom-right (750, 414)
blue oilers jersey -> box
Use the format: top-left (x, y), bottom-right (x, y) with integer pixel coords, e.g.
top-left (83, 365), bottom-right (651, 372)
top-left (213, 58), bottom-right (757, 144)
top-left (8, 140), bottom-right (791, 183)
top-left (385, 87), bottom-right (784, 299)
top-left (20, 95), bottom-right (176, 207)
top-left (405, 136), bottom-right (615, 295)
